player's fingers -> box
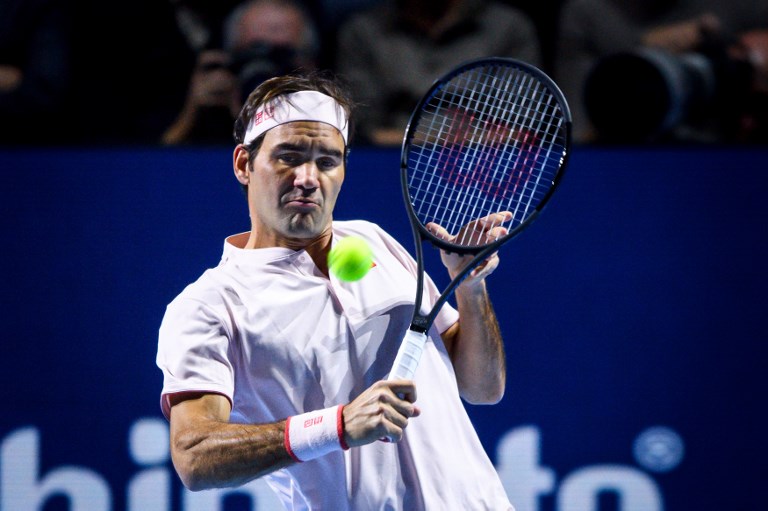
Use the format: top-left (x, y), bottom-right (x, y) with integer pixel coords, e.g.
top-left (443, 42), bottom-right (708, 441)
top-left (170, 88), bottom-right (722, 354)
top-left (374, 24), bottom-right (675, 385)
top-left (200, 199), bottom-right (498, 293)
top-left (459, 212), bottom-right (510, 244)
top-left (425, 222), bottom-right (451, 241)
top-left (477, 211), bottom-right (512, 227)
top-left (376, 403), bottom-right (418, 442)
top-left (384, 405), bottom-right (410, 428)
top-left (344, 387), bottom-right (418, 446)
top-left (384, 379), bottom-right (418, 406)
top-left (486, 225), bottom-right (509, 239)
top-left (381, 425), bottom-right (405, 443)
top-left (380, 404), bottom-right (421, 442)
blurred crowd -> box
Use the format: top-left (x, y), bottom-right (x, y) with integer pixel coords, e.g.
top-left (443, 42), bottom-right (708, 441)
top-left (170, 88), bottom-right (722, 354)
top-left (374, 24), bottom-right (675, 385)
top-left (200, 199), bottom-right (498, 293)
top-left (1, 0), bottom-right (767, 147)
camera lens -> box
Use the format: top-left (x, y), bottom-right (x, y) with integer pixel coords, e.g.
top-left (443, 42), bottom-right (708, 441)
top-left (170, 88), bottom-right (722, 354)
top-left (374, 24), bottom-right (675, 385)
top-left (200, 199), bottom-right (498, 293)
top-left (584, 49), bottom-right (715, 142)
top-left (229, 43), bottom-right (300, 100)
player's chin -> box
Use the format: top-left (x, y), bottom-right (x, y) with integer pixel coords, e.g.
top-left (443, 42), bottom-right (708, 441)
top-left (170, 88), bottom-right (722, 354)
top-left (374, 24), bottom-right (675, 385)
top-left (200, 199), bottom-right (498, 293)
top-left (286, 213), bottom-right (328, 236)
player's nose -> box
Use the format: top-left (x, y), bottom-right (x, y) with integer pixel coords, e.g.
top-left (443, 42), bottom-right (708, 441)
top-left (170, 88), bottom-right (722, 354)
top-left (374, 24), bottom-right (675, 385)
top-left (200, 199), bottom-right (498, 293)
top-left (294, 162), bottom-right (320, 189)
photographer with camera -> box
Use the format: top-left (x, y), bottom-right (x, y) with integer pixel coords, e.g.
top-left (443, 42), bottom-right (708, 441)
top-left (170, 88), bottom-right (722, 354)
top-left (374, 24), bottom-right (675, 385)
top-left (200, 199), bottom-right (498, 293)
top-left (162, 0), bottom-right (319, 145)
top-left (555, 0), bottom-right (768, 144)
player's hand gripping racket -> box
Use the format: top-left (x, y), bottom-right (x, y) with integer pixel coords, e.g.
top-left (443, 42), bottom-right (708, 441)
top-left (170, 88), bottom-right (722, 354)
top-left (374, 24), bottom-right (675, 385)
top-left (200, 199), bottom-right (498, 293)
top-left (387, 57), bottom-right (572, 382)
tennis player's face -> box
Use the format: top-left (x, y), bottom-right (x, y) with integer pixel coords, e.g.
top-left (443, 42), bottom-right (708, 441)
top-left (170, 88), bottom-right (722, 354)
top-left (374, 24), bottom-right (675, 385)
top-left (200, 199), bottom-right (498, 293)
top-left (247, 121), bottom-right (345, 247)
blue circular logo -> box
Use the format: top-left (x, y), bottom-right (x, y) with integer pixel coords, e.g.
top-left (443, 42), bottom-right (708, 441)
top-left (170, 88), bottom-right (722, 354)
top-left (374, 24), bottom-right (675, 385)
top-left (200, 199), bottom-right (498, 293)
top-left (633, 426), bottom-right (685, 473)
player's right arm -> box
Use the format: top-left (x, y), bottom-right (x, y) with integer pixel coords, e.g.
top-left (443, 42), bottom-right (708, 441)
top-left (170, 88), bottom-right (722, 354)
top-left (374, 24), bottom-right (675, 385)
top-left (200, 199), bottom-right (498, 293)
top-left (168, 381), bottom-right (419, 490)
top-left (169, 392), bottom-right (292, 490)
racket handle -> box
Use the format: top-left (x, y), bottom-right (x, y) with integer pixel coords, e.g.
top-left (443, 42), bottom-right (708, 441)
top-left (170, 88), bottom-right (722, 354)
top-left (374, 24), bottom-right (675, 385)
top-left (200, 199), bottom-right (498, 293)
top-left (388, 329), bottom-right (428, 381)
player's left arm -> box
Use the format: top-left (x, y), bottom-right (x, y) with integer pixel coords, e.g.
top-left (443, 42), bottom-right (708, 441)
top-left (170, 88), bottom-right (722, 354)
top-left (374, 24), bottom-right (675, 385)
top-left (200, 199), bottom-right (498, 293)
top-left (424, 215), bottom-right (508, 404)
top-left (429, 216), bottom-right (508, 404)
top-left (440, 254), bottom-right (507, 405)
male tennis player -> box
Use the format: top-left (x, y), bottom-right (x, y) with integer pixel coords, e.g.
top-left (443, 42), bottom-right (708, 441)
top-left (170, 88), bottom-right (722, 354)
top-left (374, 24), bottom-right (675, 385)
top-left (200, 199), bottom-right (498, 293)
top-left (156, 71), bottom-right (514, 510)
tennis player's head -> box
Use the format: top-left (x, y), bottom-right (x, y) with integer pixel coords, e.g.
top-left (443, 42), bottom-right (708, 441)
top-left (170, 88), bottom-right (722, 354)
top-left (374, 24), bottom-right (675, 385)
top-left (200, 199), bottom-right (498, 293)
top-left (232, 72), bottom-right (356, 247)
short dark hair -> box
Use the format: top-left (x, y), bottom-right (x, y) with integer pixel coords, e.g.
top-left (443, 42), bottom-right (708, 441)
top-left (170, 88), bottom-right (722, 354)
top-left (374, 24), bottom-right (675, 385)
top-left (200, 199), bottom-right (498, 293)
top-left (233, 70), bottom-right (356, 155)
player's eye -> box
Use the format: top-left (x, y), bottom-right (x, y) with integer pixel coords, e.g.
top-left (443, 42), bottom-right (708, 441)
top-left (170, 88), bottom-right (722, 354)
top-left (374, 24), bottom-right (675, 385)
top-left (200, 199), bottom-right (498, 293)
top-left (316, 157), bottom-right (341, 171)
top-left (278, 153), bottom-right (304, 165)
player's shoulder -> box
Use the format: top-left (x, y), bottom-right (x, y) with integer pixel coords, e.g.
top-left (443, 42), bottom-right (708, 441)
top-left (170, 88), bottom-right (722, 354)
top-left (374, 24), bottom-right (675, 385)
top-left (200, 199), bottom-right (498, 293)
top-left (165, 264), bottom-right (233, 313)
top-left (333, 219), bottom-right (410, 260)
top-left (333, 219), bottom-right (388, 238)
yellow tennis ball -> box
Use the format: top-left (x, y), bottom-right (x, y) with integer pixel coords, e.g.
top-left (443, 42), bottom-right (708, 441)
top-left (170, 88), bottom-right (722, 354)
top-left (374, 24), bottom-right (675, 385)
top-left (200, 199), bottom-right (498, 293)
top-left (328, 236), bottom-right (373, 282)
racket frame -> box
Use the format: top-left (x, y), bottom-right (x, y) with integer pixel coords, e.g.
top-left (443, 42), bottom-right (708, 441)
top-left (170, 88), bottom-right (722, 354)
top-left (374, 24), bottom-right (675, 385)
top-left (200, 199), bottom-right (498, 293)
top-left (398, 57), bottom-right (572, 333)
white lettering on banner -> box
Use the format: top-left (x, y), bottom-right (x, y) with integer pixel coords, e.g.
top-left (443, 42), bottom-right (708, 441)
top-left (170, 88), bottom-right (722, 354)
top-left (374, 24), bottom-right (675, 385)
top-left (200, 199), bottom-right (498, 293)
top-left (182, 481), bottom-right (283, 511)
top-left (495, 427), bottom-right (672, 511)
top-left (128, 418), bottom-right (171, 511)
top-left (496, 426), bottom-right (556, 510)
top-left (558, 467), bottom-right (662, 511)
top-left (0, 428), bottom-right (111, 511)
top-left (0, 420), bottom-right (682, 511)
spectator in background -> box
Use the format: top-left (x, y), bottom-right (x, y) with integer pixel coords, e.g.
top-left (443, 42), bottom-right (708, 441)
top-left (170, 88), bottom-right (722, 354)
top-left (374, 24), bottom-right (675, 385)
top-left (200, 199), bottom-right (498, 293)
top-left (169, 0), bottom-right (243, 54)
top-left (0, 0), bottom-right (72, 145)
top-left (733, 28), bottom-right (768, 141)
top-left (335, 0), bottom-right (542, 146)
top-left (555, 0), bottom-right (768, 143)
top-left (162, 0), bottom-right (320, 145)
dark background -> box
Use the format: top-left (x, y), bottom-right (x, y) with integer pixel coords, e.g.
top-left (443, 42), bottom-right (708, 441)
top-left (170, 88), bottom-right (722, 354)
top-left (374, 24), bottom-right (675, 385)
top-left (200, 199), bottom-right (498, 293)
top-left (1, 144), bottom-right (766, 510)
top-left (6, 0), bottom-right (564, 146)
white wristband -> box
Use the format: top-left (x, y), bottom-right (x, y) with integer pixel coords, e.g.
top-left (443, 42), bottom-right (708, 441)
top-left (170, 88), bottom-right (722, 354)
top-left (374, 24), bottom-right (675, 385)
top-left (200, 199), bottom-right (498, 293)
top-left (284, 405), bottom-right (349, 462)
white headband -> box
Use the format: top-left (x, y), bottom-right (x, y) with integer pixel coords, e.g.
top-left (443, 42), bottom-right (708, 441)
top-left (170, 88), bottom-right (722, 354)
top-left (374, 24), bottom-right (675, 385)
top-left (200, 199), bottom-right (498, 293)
top-left (243, 90), bottom-right (349, 145)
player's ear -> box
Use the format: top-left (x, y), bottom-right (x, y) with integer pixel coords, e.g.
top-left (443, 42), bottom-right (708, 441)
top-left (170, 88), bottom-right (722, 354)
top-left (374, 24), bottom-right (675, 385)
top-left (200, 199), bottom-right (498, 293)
top-left (233, 144), bottom-right (251, 186)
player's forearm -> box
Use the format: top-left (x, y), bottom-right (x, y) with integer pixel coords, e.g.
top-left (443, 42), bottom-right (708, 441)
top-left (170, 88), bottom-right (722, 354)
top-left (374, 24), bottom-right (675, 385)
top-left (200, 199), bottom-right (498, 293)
top-left (172, 419), bottom-right (293, 490)
top-left (452, 283), bottom-right (507, 404)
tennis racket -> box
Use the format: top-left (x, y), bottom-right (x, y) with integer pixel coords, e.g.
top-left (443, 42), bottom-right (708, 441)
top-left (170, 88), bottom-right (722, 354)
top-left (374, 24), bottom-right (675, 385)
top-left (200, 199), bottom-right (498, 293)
top-left (387, 57), bottom-right (571, 382)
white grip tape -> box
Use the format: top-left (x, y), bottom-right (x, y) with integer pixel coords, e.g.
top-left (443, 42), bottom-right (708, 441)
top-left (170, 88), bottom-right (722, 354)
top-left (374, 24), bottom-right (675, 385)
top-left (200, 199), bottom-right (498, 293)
top-left (285, 405), bottom-right (347, 462)
top-left (388, 329), bottom-right (428, 380)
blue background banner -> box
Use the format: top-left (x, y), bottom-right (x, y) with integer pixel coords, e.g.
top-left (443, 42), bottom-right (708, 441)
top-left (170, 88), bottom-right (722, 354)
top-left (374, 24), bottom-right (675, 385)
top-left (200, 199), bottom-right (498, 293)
top-left (1, 145), bottom-right (766, 510)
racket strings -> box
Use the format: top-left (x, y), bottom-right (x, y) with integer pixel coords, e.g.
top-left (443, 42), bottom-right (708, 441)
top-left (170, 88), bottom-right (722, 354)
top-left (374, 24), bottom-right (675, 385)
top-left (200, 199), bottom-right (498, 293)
top-left (437, 70), bottom-right (504, 246)
top-left (407, 63), bottom-right (567, 248)
top-left (412, 75), bottom-right (562, 224)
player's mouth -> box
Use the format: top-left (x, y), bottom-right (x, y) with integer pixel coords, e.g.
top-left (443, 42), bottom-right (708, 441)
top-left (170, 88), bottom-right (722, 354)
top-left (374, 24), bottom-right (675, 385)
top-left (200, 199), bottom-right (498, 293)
top-left (283, 197), bottom-right (320, 210)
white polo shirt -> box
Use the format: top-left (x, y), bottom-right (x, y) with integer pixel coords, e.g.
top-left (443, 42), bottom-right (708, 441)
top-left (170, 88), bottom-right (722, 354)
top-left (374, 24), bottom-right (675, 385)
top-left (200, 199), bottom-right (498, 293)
top-left (157, 220), bottom-right (513, 510)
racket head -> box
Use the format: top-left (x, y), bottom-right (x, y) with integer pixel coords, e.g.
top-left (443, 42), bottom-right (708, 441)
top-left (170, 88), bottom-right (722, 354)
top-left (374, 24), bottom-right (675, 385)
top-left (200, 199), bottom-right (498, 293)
top-left (401, 57), bottom-right (572, 255)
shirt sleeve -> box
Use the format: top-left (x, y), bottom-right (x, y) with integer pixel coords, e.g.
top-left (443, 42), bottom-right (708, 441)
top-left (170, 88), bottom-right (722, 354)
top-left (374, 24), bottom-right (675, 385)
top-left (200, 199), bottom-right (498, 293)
top-left (156, 296), bottom-right (235, 419)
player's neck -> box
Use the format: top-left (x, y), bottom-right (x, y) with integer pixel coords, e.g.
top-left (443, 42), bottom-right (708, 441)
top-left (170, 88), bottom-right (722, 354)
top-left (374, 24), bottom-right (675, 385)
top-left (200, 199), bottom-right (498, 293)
top-left (240, 229), bottom-right (332, 275)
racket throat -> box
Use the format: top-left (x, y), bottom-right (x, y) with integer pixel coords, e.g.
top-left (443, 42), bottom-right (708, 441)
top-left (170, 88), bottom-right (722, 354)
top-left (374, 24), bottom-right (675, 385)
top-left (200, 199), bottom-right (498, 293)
top-left (410, 318), bottom-right (429, 333)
